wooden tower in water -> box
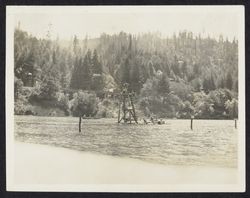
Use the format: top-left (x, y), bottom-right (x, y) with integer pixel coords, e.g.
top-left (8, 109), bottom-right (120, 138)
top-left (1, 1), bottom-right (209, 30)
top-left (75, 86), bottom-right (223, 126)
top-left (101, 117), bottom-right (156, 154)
top-left (118, 83), bottom-right (138, 124)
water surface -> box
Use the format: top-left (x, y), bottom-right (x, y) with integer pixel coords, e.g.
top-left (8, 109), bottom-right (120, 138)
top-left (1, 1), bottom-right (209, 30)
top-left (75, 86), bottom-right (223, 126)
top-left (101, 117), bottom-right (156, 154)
top-left (15, 116), bottom-right (237, 168)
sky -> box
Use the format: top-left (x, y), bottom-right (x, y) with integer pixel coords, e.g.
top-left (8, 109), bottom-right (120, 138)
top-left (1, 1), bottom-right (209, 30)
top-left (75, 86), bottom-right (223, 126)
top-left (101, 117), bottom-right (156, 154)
top-left (8, 6), bottom-right (243, 41)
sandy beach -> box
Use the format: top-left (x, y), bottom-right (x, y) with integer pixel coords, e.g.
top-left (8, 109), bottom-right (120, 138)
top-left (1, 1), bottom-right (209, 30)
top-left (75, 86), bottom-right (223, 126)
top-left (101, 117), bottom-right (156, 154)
top-left (12, 142), bottom-right (238, 186)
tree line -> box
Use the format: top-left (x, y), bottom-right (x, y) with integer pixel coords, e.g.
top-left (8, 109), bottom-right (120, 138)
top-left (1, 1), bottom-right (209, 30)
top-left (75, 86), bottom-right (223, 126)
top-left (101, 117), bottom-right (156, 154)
top-left (14, 28), bottom-right (238, 119)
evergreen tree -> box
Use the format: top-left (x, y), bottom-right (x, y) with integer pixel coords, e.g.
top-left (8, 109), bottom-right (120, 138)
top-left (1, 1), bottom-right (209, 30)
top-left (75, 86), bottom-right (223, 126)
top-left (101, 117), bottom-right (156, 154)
top-left (226, 72), bottom-right (233, 90)
top-left (121, 57), bottom-right (130, 85)
top-left (172, 55), bottom-right (180, 76)
top-left (128, 34), bottom-right (132, 58)
top-left (148, 61), bottom-right (155, 76)
top-left (91, 50), bottom-right (104, 91)
top-left (121, 35), bottom-right (133, 87)
top-left (73, 35), bottom-right (79, 55)
top-left (209, 74), bottom-right (216, 91)
top-left (52, 50), bottom-right (57, 65)
top-left (203, 74), bottom-right (216, 93)
top-left (92, 49), bottom-right (102, 74)
top-left (70, 54), bottom-right (93, 91)
top-left (130, 64), bottom-right (141, 93)
top-left (24, 50), bottom-right (36, 86)
top-left (61, 68), bottom-right (68, 89)
top-left (203, 78), bottom-right (210, 94)
top-left (193, 63), bottom-right (201, 76)
top-left (83, 35), bottom-right (88, 54)
top-left (234, 79), bottom-right (238, 92)
top-left (219, 77), bottom-right (225, 88)
top-left (70, 57), bottom-right (81, 89)
top-left (181, 61), bottom-right (187, 77)
top-left (86, 49), bottom-right (92, 64)
top-left (165, 62), bottom-right (171, 76)
top-left (80, 53), bottom-right (92, 90)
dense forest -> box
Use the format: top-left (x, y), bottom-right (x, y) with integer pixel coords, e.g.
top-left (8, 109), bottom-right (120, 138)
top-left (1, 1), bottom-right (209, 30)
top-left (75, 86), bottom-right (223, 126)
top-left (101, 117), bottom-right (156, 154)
top-left (14, 27), bottom-right (238, 119)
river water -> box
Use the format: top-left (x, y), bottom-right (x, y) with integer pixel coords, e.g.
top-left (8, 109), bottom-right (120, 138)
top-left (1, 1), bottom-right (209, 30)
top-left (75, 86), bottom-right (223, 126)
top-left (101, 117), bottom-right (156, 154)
top-left (14, 116), bottom-right (237, 168)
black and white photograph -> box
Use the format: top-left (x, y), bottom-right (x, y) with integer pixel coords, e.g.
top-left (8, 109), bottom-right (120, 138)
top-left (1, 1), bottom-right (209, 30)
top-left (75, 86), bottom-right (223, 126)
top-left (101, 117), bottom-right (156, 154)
top-left (6, 6), bottom-right (245, 192)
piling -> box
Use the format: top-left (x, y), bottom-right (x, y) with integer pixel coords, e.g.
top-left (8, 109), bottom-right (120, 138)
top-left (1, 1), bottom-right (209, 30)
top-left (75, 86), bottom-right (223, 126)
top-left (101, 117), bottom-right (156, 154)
top-left (234, 119), bottom-right (237, 129)
top-left (79, 116), bottom-right (82, 133)
top-left (191, 116), bottom-right (194, 130)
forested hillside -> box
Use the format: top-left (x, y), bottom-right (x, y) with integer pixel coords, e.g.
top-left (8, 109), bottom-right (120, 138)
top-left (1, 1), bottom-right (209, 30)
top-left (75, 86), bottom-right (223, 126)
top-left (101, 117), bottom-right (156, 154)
top-left (14, 28), bottom-right (238, 119)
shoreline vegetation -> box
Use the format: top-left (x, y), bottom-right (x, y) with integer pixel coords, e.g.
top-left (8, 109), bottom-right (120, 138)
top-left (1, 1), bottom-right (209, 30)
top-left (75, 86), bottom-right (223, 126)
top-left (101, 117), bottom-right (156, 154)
top-left (14, 28), bottom-right (238, 120)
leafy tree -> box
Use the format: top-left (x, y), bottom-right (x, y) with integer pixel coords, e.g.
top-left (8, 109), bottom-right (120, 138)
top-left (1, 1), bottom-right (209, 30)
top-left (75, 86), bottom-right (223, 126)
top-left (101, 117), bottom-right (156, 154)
top-left (170, 81), bottom-right (193, 101)
top-left (140, 74), bottom-right (179, 117)
top-left (157, 74), bottom-right (170, 95)
top-left (208, 89), bottom-right (232, 118)
top-left (190, 78), bottom-right (202, 92)
top-left (140, 77), bottom-right (158, 98)
top-left (14, 94), bottom-right (34, 115)
top-left (39, 74), bottom-right (60, 100)
top-left (14, 77), bottom-right (23, 101)
top-left (70, 91), bottom-right (98, 117)
top-left (180, 100), bottom-right (194, 118)
top-left (193, 92), bottom-right (214, 119)
top-left (57, 92), bottom-right (70, 115)
top-left (225, 98), bottom-right (238, 118)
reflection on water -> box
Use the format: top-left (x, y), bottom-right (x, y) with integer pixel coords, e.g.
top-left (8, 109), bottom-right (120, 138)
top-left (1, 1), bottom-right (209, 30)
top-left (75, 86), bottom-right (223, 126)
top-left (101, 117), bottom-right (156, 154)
top-left (15, 116), bottom-right (237, 168)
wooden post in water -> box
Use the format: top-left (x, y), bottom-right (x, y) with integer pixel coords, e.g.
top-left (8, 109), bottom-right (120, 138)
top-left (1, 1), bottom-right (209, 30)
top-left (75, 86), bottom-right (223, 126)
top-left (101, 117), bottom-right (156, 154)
top-left (234, 119), bottom-right (237, 129)
top-left (118, 106), bottom-right (120, 123)
top-left (79, 116), bottom-right (82, 133)
top-left (191, 116), bottom-right (194, 130)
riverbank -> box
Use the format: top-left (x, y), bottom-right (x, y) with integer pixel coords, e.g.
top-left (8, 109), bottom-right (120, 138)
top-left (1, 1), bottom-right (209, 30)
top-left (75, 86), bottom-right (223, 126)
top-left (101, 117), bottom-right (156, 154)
top-left (9, 141), bottom-right (240, 192)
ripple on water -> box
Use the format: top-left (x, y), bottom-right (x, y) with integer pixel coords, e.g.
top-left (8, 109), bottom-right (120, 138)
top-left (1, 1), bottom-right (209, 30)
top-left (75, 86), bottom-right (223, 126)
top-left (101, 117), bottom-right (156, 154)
top-left (15, 116), bottom-right (237, 168)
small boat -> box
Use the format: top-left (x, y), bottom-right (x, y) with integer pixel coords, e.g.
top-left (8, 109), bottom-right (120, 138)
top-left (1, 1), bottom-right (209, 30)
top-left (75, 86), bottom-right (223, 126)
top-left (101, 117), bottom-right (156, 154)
top-left (143, 118), bottom-right (165, 125)
top-left (157, 120), bottom-right (165, 125)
